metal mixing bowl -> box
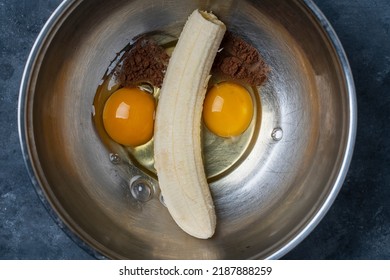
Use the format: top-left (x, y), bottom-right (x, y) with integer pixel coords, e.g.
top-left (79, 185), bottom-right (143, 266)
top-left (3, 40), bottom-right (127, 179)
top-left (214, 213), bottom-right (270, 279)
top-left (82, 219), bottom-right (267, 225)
top-left (18, 0), bottom-right (356, 259)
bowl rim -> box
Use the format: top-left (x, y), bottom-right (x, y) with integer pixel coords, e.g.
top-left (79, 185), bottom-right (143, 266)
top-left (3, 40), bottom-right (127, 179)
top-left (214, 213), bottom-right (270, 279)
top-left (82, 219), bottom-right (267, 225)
top-left (265, 0), bottom-right (357, 259)
top-left (18, 0), bottom-right (108, 260)
top-left (18, 0), bottom-right (357, 260)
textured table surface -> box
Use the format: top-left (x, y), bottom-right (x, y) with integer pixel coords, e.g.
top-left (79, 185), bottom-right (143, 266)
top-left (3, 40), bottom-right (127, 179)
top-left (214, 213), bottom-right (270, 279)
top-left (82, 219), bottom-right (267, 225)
top-left (1, 0), bottom-right (389, 259)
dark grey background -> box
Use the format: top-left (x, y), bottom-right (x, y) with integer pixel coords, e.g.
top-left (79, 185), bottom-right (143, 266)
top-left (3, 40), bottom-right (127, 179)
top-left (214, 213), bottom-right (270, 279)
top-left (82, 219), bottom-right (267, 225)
top-left (1, 0), bottom-right (389, 259)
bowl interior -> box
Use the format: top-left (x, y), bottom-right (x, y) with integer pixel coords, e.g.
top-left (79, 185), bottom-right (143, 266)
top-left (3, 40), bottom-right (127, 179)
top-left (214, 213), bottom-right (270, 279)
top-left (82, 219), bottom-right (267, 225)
top-left (21, 0), bottom-right (354, 259)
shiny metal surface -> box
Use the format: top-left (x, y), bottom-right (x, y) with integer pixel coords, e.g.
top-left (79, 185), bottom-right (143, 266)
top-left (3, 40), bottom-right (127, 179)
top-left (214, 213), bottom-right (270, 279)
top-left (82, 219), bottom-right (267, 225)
top-left (19, 0), bottom-right (356, 259)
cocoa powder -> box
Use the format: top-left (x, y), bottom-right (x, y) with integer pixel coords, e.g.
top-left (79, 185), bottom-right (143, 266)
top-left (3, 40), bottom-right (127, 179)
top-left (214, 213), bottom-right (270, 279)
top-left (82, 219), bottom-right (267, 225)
top-left (213, 32), bottom-right (269, 86)
top-left (116, 33), bottom-right (268, 89)
top-left (116, 37), bottom-right (170, 88)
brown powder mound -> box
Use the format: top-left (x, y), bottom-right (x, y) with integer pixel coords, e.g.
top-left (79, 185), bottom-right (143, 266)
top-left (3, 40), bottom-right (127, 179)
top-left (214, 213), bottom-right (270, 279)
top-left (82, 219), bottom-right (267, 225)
top-left (214, 32), bottom-right (269, 86)
top-left (116, 33), bottom-right (267, 88)
top-left (116, 37), bottom-right (170, 88)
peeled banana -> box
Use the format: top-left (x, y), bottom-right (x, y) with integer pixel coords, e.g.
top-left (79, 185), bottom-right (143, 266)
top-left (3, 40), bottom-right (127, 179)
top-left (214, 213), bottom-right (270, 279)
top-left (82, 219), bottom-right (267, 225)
top-left (154, 10), bottom-right (226, 239)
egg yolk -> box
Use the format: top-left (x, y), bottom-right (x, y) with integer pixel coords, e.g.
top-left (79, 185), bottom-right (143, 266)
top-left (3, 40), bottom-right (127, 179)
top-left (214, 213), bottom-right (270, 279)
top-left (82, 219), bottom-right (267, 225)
top-left (203, 82), bottom-right (253, 137)
top-left (103, 87), bottom-right (156, 147)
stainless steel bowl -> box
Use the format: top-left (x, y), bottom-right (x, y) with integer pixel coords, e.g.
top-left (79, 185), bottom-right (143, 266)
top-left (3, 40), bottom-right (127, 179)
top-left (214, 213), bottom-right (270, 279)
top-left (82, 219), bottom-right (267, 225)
top-left (18, 0), bottom-right (356, 259)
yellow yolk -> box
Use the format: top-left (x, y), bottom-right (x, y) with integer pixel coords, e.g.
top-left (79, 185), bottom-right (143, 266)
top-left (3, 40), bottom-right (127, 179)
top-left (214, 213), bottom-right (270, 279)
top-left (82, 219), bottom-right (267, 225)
top-left (203, 82), bottom-right (253, 137)
top-left (103, 87), bottom-right (156, 147)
